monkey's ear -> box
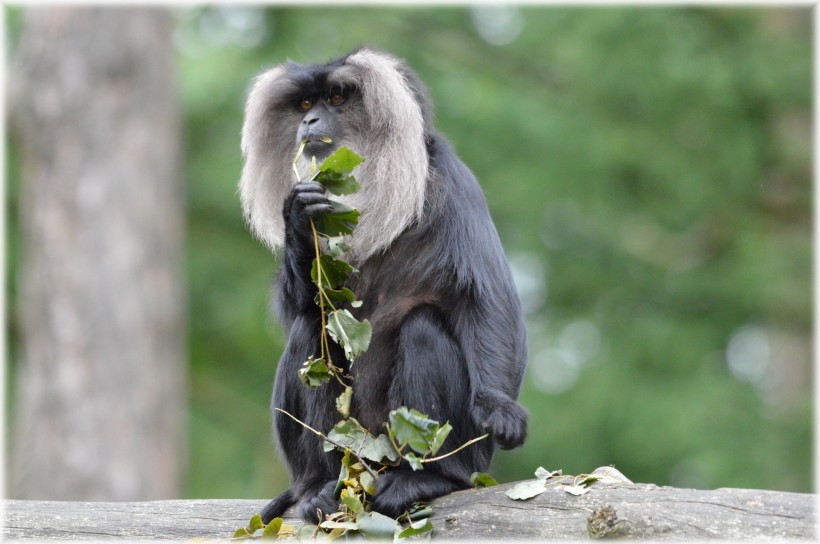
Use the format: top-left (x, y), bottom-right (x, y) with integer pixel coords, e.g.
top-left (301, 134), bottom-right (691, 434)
top-left (239, 65), bottom-right (294, 252)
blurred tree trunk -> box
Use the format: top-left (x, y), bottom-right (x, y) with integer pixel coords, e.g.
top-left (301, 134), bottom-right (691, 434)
top-left (10, 7), bottom-right (186, 500)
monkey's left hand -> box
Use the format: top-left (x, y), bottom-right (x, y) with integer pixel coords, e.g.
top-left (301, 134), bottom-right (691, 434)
top-left (475, 391), bottom-right (528, 450)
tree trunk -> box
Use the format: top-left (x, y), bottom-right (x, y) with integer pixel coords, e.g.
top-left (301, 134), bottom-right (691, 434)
top-left (10, 7), bottom-right (186, 501)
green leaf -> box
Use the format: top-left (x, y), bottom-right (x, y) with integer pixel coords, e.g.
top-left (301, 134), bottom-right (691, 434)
top-left (405, 451), bottom-right (424, 471)
top-left (318, 146), bottom-right (365, 176)
top-left (334, 449), bottom-right (353, 495)
top-left (315, 170), bottom-right (361, 197)
top-left (360, 471), bottom-right (376, 496)
top-left (298, 357), bottom-right (332, 387)
top-left (388, 407), bottom-right (440, 455)
top-left (397, 518), bottom-right (434, 539)
top-left (318, 520), bottom-right (359, 532)
top-left (311, 255), bottom-right (356, 290)
top-left (248, 514), bottom-right (264, 533)
top-left (564, 484), bottom-right (590, 496)
top-left (324, 418), bottom-right (399, 464)
top-left (407, 504), bottom-right (433, 521)
top-left (315, 200), bottom-right (360, 237)
top-left (342, 493), bottom-right (364, 514)
top-left (321, 287), bottom-right (359, 307)
top-left (325, 418), bottom-right (368, 452)
top-left (355, 511), bottom-right (399, 540)
top-left (578, 475), bottom-right (601, 487)
top-left (326, 310), bottom-right (371, 363)
top-left (336, 386), bottom-right (353, 418)
top-left (298, 524), bottom-right (320, 540)
top-left (359, 433), bottom-right (400, 465)
top-left (326, 236), bottom-right (351, 258)
top-left (261, 517), bottom-right (283, 539)
top-left (429, 422), bottom-right (452, 456)
top-left (232, 527), bottom-right (252, 539)
top-left (504, 479), bottom-right (548, 500)
top-left (535, 466), bottom-right (561, 480)
top-left (470, 472), bottom-right (499, 487)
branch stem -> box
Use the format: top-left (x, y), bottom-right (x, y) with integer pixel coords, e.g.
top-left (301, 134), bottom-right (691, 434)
top-left (310, 220), bottom-right (347, 388)
top-left (274, 408), bottom-right (379, 482)
top-left (422, 433), bottom-right (490, 463)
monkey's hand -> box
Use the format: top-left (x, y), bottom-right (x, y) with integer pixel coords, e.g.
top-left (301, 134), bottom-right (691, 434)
top-left (278, 182), bottom-right (332, 317)
top-left (283, 181), bottom-right (332, 244)
top-left (474, 391), bottom-right (528, 450)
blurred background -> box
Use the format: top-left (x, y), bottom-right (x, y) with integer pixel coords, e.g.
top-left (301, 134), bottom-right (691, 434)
top-left (4, 6), bottom-right (812, 502)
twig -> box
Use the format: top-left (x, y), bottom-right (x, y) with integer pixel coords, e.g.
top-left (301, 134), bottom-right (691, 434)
top-left (386, 423), bottom-right (489, 466)
top-left (275, 408), bottom-right (379, 482)
top-left (422, 433), bottom-right (490, 463)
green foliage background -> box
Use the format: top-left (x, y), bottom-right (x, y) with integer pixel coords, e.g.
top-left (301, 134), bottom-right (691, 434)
top-left (10, 7), bottom-right (815, 499)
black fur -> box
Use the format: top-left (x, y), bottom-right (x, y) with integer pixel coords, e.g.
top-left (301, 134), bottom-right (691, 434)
top-left (259, 55), bottom-right (528, 525)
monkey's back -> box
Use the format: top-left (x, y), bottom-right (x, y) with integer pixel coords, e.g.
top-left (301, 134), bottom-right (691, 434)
top-left (344, 132), bottom-right (527, 434)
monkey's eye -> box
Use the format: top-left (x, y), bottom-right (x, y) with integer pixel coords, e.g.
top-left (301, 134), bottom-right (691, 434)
top-left (298, 98), bottom-right (313, 111)
top-left (327, 89), bottom-right (346, 106)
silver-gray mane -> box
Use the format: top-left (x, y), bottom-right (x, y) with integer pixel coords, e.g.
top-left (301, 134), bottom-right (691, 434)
top-left (239, 48), bottom-right (429, 262)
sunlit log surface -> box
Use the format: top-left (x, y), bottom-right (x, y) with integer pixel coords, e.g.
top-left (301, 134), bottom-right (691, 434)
top-left (4, 479), bottom-right (815, 541)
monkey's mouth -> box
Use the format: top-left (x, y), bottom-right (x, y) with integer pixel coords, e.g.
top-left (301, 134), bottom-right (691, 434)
top-left (304, 135), bottom-right (332, 144)
top-left (302, 136), bottom-right (335, 159)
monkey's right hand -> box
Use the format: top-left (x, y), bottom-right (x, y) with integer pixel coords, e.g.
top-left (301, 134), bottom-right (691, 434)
top-left (283, 181), bottom-right (332, 245)
top-left (278, 182), bottom-right (333, 316)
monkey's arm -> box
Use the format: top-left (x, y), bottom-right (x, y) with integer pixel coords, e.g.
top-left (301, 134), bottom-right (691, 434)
top-left (265, 316), bottom-right (346, 524)
top-left (429, 148), bottom-right (529, 451)
top-left (274, 181), bottom-right (332, 328)
top-left (459, 300), bottom-right (529, 450)
top-left (473, 388), bottom-right (528, 450)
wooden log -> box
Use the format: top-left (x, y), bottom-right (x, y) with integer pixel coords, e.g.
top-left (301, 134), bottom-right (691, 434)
top-left (3, 480), bottom-right (815, 540)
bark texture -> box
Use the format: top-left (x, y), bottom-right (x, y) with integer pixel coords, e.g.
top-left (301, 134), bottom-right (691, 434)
top-left (2, 481), bottom-right (815, 540)
top-left (10, 7), bottom-right (186, 501)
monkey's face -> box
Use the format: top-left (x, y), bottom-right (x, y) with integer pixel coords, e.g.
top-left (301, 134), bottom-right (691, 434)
top-left (277, 59), bottom-right (367, 169)
top-left (240, 48), bottom-right (429, 258)
top-left (293, 82), bottom-right (357, 161)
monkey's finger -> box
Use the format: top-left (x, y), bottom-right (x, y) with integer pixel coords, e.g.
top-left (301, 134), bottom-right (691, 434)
top-left (303, 203), bottom-right (333, 217)
top-left (292, 194), bottom-right (330, 216)
top-left (293, 181), bottom-right (326, 193)
top-left (294, 190), bottom-right (328, 205)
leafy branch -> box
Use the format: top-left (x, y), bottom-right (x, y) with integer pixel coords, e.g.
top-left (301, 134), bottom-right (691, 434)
top-left (292, 141), bottom-right (371, 411)
top-left (385, 407), bottom-right (488, 471)
top-left (274, 407), bottom-right (381, 482)
top-left (232, 514), bottom-right (296, 541)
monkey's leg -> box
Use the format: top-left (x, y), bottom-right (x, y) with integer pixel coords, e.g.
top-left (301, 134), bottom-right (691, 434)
top-left (263, 320), bottom-right (343, 524)
top-left (287, 379), bottom-right (347, 524)
top-left (259, 476), bottom-right (339, 525)
top-left (266, 394), bottom-right (343, 524)
top-left (260, 488), bottom-right (296, 524)
top-left (371, 305), bottom-right (490, 518)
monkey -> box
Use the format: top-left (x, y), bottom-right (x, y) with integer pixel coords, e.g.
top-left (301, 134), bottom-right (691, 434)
top-left (239, 47), bottom-right (528, 524)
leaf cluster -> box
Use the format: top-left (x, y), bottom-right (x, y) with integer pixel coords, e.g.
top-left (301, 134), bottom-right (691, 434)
top-left (304, 411), bottom-right (443, 540)
top-left (232, 515), bottom-right (296, 540)
top-left (504, 466), bottom-right (605, 501)
top-left (386, 407), bottom-right (453, 471)
top-left (293, 145), bottom-right (372, 404)
top-left (323, 418), bottom-right (399, 466)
